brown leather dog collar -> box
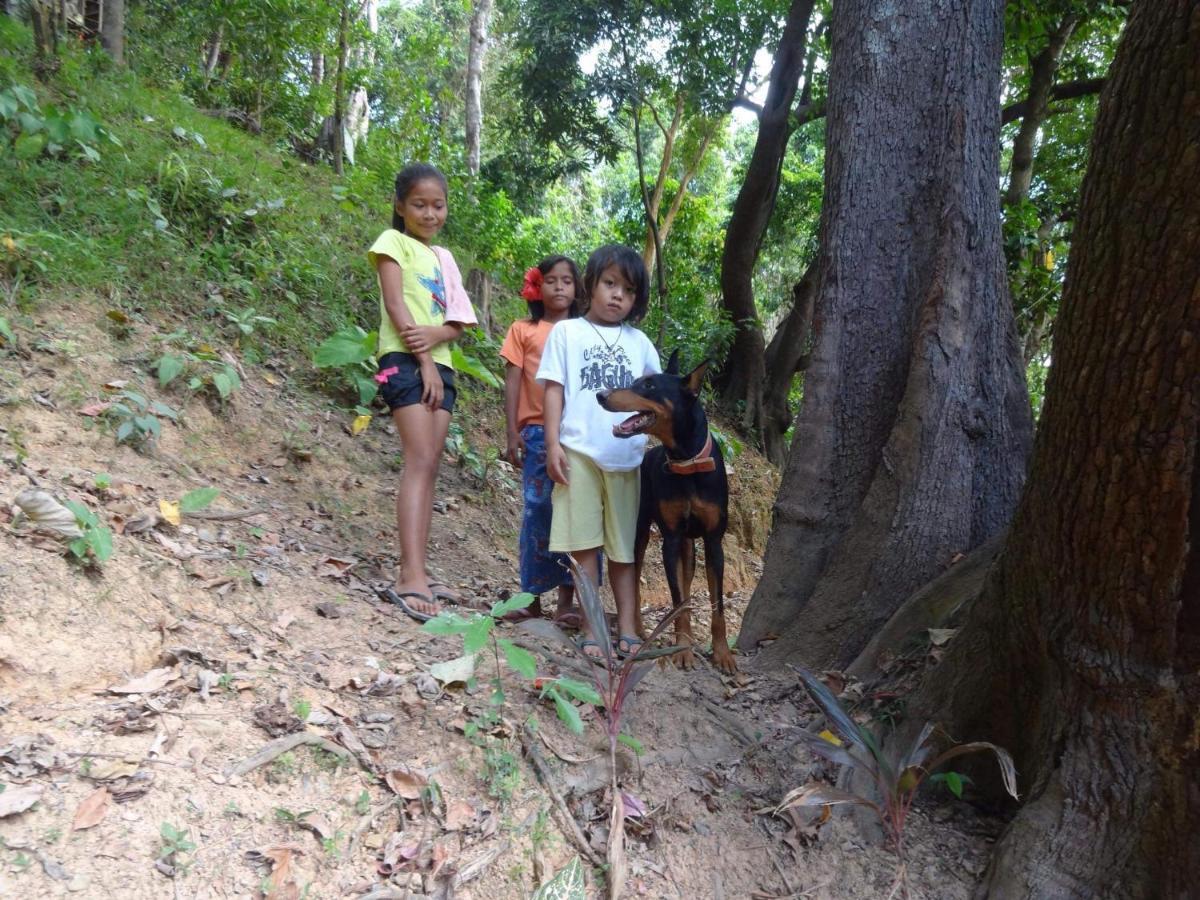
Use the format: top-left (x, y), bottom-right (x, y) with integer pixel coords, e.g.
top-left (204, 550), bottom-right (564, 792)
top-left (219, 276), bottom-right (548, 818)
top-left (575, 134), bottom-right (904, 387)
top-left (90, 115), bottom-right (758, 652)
top-left (667, 433), bottom-right (716, 474)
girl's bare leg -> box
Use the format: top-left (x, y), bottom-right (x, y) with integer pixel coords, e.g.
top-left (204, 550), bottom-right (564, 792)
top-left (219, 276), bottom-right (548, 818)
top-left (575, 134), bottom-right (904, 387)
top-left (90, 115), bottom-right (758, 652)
top-left (391, 405), bottom-right (452, 616)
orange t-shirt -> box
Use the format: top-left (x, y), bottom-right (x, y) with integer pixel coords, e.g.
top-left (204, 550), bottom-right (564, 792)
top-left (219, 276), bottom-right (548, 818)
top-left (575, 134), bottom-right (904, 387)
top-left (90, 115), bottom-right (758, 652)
top-left (500, 318), bottom-right (556, 429)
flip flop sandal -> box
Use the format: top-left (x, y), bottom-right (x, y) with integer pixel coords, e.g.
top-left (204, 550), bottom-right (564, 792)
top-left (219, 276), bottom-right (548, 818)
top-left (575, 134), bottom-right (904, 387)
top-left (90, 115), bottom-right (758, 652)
top-left (552, 609), bottom-right (583, 630)
top-left (576, 636), bottom-right (608, 665)
top-left (427, 581), bottom-right (464, 603)
top-left (379, 587), bottom-right (439, 623)
top-left (616, 635), bottom-right (645, 659)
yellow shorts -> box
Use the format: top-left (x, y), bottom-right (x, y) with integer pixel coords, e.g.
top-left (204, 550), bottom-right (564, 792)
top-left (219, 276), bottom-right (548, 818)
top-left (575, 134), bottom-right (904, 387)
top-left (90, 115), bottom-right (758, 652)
top-left (550, 448), bottom-right (640, 563)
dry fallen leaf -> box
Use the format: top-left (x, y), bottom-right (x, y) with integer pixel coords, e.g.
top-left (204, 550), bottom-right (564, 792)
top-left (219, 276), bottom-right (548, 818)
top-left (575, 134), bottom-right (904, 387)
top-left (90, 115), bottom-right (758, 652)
top-left (158, 499), bottom-right (181, 527)
top-left (86, 759), bottom-right (140, 781)
top-left (272, 610), bottom-right (296, 637)
top-left (108, 666), bottom-right (180, 694)
top-left (0, 783), bottom-right (43, 818)
top-left (443, 799), bottom-right (475, 832)
top-left (260, 844), bottom-right (303, 900)
top-left (72, 787), bottom-right (112, 830)
top-left (384, 765), bottom-right (427, 800)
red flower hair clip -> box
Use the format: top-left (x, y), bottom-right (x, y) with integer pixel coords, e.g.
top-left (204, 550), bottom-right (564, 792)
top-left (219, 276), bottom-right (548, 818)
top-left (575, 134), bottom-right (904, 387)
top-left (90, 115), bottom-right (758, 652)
top-left (520, 266), bottom-right (543, 302)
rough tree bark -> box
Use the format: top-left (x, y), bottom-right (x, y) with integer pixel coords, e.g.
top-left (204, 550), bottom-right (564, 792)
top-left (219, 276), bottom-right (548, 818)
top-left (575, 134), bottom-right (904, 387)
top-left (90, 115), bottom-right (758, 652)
top-left (465, 0), bottom-right (494, 176)
top-left (714, 0), bottom-right (816, 447)
top-left (909, 3), bottom-right (1200, 893)
top-left (99, 0), bottom-right (124, 65)
top-left (737, 0), bottom-right (1033, 666)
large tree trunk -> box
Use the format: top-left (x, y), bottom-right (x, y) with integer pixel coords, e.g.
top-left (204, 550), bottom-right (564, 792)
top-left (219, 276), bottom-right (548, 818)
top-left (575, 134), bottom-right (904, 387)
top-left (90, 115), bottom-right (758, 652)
top-left (737, 0), bottom-right (1032, 665)
top-left (715, 0), bottom-right (816, 440)
top-left (99, 0), bottom-right (123, 65)
top-left (910, 3), bottom-right (1200, 893)
top-left (465, 0), bottom-right (494, 177)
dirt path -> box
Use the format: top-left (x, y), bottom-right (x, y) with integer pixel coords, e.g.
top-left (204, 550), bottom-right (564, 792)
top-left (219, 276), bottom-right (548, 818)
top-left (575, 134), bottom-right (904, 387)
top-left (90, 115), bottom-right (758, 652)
top-left (0, 303), bottom-right (998, 898)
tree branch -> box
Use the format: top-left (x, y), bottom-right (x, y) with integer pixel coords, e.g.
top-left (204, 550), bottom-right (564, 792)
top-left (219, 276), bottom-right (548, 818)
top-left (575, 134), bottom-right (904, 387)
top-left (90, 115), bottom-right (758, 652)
top-left (1001, 77), bottom-right (1106, 125)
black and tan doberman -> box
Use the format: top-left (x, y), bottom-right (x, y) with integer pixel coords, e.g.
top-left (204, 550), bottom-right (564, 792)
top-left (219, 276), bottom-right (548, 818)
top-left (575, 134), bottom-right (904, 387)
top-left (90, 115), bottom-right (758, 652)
top-left (597, 352), bottom-right (735, 673)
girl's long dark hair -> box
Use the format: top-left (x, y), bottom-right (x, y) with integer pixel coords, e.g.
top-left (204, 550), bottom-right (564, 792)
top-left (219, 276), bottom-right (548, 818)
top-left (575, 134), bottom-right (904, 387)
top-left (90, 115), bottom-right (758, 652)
top-left (391, 163), bottom-right (448, 232)
top-left (528, 255), bottom-right (585, 322)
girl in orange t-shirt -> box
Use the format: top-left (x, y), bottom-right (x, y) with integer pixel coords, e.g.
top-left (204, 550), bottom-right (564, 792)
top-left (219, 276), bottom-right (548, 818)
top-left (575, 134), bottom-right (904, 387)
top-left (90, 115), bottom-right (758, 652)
top-left (500, 256), bottom-right (584, 625)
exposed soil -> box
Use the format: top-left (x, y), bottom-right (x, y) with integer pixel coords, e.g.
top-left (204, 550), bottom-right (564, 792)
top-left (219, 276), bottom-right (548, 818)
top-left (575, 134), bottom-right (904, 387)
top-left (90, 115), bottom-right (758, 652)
top-left (0, 301), bottom-right (1001, 898)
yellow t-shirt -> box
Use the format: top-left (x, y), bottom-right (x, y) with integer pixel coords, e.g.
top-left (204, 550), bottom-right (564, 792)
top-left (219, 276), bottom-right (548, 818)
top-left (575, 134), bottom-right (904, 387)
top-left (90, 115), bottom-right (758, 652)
top-left (367, 229), bottom-right (452, 368)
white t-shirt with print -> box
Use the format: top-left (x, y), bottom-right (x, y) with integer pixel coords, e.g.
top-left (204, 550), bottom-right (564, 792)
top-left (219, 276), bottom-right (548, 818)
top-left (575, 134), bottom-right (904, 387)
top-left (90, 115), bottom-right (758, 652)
top-left (536, 318), bottom-right (662, 472)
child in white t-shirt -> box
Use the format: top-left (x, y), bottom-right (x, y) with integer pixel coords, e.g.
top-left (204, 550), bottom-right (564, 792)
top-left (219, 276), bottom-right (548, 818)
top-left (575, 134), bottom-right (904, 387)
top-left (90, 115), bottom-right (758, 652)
top-left (536, 245), bottom-right (661, 659)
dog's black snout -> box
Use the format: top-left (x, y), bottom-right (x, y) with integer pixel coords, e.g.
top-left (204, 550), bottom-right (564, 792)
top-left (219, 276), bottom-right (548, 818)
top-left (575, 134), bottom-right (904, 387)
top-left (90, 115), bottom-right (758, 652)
top-left (596, 389), bottom-right (612, 406)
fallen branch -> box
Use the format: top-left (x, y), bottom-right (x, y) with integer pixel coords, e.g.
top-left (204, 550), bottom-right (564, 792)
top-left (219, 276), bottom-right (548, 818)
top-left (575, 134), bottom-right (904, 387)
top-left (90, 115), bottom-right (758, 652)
top-left (519, 726), bottom-right (603, 867)
top-left (183, 507), bottom-right (268, 521)
top-left (225, 731), bottom-right (356, 779)
top-left (454, 839), bottom-right (511, 887)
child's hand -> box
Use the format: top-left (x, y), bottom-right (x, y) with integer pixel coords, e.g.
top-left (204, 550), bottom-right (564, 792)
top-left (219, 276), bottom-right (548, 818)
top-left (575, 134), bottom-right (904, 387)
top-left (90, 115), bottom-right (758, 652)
top-left (546, 442), bottom-right (570, 484)
top-left (401, 324), bottom-right (439, 354)
top-left (506, 431), bottom-right (525, 467)
top-left (419, 361), bottom-right (444, 410)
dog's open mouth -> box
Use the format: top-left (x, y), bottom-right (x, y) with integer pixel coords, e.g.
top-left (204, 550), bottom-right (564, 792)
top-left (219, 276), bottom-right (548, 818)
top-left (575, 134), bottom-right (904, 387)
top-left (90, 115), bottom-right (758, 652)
top-left (613, 412), bottom-right (656, 437)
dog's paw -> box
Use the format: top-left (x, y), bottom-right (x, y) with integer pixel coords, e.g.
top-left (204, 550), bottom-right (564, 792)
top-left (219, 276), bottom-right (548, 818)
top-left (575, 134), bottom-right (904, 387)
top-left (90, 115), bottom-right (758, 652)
top-left (712, 644), bottom-right (737, 674)
top-left (672, 647), bottom-right (697, 670)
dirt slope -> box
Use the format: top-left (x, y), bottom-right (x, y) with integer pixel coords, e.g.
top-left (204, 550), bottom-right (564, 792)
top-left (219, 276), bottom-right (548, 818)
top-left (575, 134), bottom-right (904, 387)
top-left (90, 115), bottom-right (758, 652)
top-left (0, 300), bottom-right (996, 898)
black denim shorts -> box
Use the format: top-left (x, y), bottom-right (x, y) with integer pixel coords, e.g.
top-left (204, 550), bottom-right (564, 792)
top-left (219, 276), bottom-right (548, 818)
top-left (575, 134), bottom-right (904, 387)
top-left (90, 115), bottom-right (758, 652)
top-left (376, 352), bottom-right (456, 413)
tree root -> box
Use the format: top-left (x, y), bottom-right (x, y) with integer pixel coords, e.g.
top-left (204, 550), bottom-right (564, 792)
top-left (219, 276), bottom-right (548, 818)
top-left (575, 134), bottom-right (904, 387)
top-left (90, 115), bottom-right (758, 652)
top-left (224, 731), bottom-right (357, 779)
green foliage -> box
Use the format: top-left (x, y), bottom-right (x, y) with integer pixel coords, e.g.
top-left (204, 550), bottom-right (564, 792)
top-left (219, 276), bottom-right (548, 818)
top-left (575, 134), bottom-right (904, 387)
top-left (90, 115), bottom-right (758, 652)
top-left (63, 500), bottom-right (114, 564)
top-left (531, 856), bottom-right (587, 900)
top-left (0, 82), bottom-right (120, 163)
top-left (179, 487), bottom-right (220, 512)
top-left (313, 324), bottom-right (379, 406)
top-left (156, 345), bottom-right (242, 404)
top-left (158, 821), bottom-right (196, 873)
top-left (101, 389), bottom-right (179, 449)
top-left (781, 667), bottom-right (1018, 856)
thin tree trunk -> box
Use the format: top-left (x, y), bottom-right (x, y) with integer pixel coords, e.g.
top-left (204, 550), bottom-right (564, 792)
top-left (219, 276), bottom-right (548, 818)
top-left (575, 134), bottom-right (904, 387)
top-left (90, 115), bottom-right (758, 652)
top-left (311, 52), bottom-right (323, 86)
top-left (759, 261), bottom-right (816, 465)
top-left (738, 0), bottom-right (1032, 664)
top-left (332, 0), bottom-right (350, 175)
top-left (909, 4), bottom-right (1200, 892)
top-left (465, 0), bottom-right (494, 176)
top-left (203, 24), bottom-right (224, 86)
top-left (99, 0), bottom-right (123, 65)
top-left (1003, 15), bottom-right (1079, 208)
top-left (640, 94), bottom-right (684, 271)
top-left (715, 0), bottom-right (816, 436)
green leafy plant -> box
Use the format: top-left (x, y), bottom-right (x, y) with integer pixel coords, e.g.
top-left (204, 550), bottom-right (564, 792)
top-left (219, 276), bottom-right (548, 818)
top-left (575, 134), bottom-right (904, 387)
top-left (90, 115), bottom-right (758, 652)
top-left (101, 389), bottom-right (179, 448)
top-left (313, 324), bottom-right (379, 406)
top-left (156, 348), bottom-right (241, 403)
top-left (516, 559), bottom-right (688, 899)
top-left (0, 84), bottom-right (120, 163)
top-left (450, 342), bottom-right (502, 389)
top-left (62, 500), bottom-right (113, 564)
top-left (779, 666), bottom-right (1018, 862)
top-left (180, 487), bottom-right (220, 513)
top-left (224, 306), bottom-right (277, 338)
top-left (158, 821), bottom-right (196, 875)
top-left (422, 591), bottom-right (540, 730)
top-left (292, 698), bottom-right (312, 722)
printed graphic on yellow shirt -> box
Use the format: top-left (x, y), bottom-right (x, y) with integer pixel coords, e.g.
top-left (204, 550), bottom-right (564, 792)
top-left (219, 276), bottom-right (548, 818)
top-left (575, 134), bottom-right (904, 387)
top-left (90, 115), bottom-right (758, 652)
top-left (417, 270), bottom-right (447, 317)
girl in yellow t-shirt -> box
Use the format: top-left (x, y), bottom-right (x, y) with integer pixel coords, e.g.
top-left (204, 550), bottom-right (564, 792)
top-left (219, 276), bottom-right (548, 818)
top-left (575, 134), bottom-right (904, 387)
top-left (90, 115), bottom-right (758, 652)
top-left (500, 257), bottom-right (585, 627)
top-left (368, 163), bottom-right (478, 621)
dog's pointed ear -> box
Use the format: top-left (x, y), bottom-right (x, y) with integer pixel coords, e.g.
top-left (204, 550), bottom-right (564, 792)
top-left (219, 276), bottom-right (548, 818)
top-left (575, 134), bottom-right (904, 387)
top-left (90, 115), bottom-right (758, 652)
top-left (666, 349), bottom-right (680, 375)
top-left (683, 360), bottom-right (710, 395)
